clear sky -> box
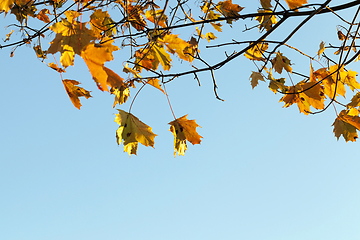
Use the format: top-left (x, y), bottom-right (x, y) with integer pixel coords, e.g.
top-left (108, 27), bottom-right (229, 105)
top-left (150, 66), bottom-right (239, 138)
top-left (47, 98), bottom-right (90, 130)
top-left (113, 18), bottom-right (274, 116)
top-left (1, 1), bottom-right (360, 240)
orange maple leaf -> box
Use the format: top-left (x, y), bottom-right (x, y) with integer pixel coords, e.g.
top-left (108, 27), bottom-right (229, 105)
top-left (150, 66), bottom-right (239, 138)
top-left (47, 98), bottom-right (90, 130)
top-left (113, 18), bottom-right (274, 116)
top-left (80, 40), bottom-right (119, 91)
top-left (62, 79), bottom-right (92, 109)
top-left (169, 115), bottom-right (202, 157)
top-left (285, 0), bottom-right (307, 11)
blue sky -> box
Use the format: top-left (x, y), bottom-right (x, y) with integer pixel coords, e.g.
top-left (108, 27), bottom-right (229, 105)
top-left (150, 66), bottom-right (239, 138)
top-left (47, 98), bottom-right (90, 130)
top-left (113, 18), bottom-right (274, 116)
top-left (1, 1), bottom-right (360, 239)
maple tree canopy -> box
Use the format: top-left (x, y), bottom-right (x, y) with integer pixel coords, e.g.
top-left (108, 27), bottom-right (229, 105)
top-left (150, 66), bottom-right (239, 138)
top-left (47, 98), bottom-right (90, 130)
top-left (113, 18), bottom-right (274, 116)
top-left (2, 0), bottom-right (360, 156)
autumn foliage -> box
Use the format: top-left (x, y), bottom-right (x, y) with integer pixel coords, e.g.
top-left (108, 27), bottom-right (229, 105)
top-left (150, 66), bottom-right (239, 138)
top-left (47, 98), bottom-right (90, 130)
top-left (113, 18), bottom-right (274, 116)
top-left (2, 0), bottom-right (360, 155)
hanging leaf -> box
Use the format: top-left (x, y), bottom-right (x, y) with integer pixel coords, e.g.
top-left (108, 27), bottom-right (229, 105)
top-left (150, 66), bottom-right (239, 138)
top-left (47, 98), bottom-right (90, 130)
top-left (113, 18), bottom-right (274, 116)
top-left (62, 79), bottom-right (92, 109)
top-left (115, 110), bottom-right (157, 156)
top-left (169, 115), bottom-right (202, 157)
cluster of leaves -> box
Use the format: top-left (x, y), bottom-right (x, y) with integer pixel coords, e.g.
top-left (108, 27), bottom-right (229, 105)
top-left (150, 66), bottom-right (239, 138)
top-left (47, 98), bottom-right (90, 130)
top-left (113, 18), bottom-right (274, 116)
top-left (2, 0), bottom-right (360, 156)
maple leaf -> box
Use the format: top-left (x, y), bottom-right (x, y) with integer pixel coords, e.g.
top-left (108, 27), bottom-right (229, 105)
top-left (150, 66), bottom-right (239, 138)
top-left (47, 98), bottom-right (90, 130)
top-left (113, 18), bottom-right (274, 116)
top-left (285, 0), bottom-right (308, 11)
top-left (260, 0), bottom-right (272, 9)
top-left (62, 79), bottom-right (92, 109)
top-left (0, 0), bottom-right (15, 13)
top-left (90, 10), bottom-right (116, 38)
top-left (249, 71), bottom-right (265, 89)
top-left (36, 9), bottom-right (50, 23)
top-left (216, 0), bottom-right (244, 24)
top-left (123, 63), bottom-right (141, 79)
top-left (169, 115), bottom-right (202, 157)
top-left (158, 34), bottom-right (194, 62)
top-left (81, 40), bottom-right (119, 91)
top-left (344, 69), bottom-right (360, 91)
top-left (33, 45), bottom-right (47, 59)
top-left (255, 10), bottom-right (277, 32)
top-left (146, 78), bottom-right (165, 94)
top-left (112, 86), bottom-right (130, 107)
top-left (125, 4), bottom-right (147, 31)
top-left (347, 93), bottom-right (360, 109)
top-left (268, 72), bottom-right (288, 93)
top-left (322, 65), bottom-right (346, 98)
top-left (115, 110), bottom-right (157, 156)
top-left (280, 66), bottom-right (325, 114)
top-left (11, 0), bottom-right (36, 25)
top-left (205, 32), bottom-right (217, 42)
top-left (145, 9), bottom-right (167, 28)
top-left (271, 52), bottom-right (292, 74)
top-left (333, 109), bottom-right (360, 142)
top-left (244, 42), bottom-right (268, 61)
top-left (48, 11), bottom-right (96, 68)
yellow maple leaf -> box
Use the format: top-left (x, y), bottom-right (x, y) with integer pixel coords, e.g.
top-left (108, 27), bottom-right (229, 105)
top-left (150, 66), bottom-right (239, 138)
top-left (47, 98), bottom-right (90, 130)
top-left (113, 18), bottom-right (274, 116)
top-left (115, 110), bottom-right (157, 156)
top-left (62, 79), bottom-right (92, 109)
top-left (255, 10), bottom-right (277, 32)
top-left (285, 0), bottom-right (308, 11)
top-left (169, 115), bottom-right (202, 157)
top-left (344, 69), bottom-right (360, 91)
top-left (146, 78), bottom-right (165, 94)
top-left (0, 0), bottom-right (15, 13)
top-left (112, 86), bottom-right (130, 107)
top-left (90, 9), bottom-right (116, 38)
top-left (244, 42), bottom-right (269, 61)
top-left (205, 32), bottom-right (217, 42)
top-left (333, 109), bottom-right (360, 142)
top-left (271, 52), bottom-right (292, 74)
top-left (145, 9), bottom-right (167, 28)
top-left (280, 75), bottom-right (324, 115)
top-left (48, 11), bottom-right (96, 68)
top-left (80, 40), bottom-right (119, 91)
top-left (158, 34), bottom-right (193, 62)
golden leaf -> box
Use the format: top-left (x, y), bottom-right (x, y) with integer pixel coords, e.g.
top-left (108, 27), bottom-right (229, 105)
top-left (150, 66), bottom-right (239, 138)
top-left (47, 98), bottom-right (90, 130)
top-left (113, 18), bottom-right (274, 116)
top-left (158, 34), bottom-right (193, 61)
top-left (255, 10), bottom-right (277, 32)
top-left (205, 32), bottom-right (217, 42)
top-left (112, 86), bottom-right (130, 107)
top-left (48, 10), bottom-right (96, 68)
top-left (244, 42), bottom-right (268, 61)
top-left (169, 115), bottom-right (202, 157)
top-left (344, 69), bottom-right (360, 91)
top-left (333, 110), bottom-right (360, 142)
top-left (280, 77), bottom-right (324, 115)
top-left (80, 40), bottom-right (119, 91)
top-left (146, 78), bottom-right (165, 94)
top-left (145, 9), bottom-right (167, 28)
top-left (285, 0), bottom-right (307, 11)
top-left (62, 79), bottom-right (91, 109)
top-left (90, 10), bottom-right (116, 38)
top-left (0, 0), bottom-right (15, 13)
top-left (115, 110), bottom-right (157, 156)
